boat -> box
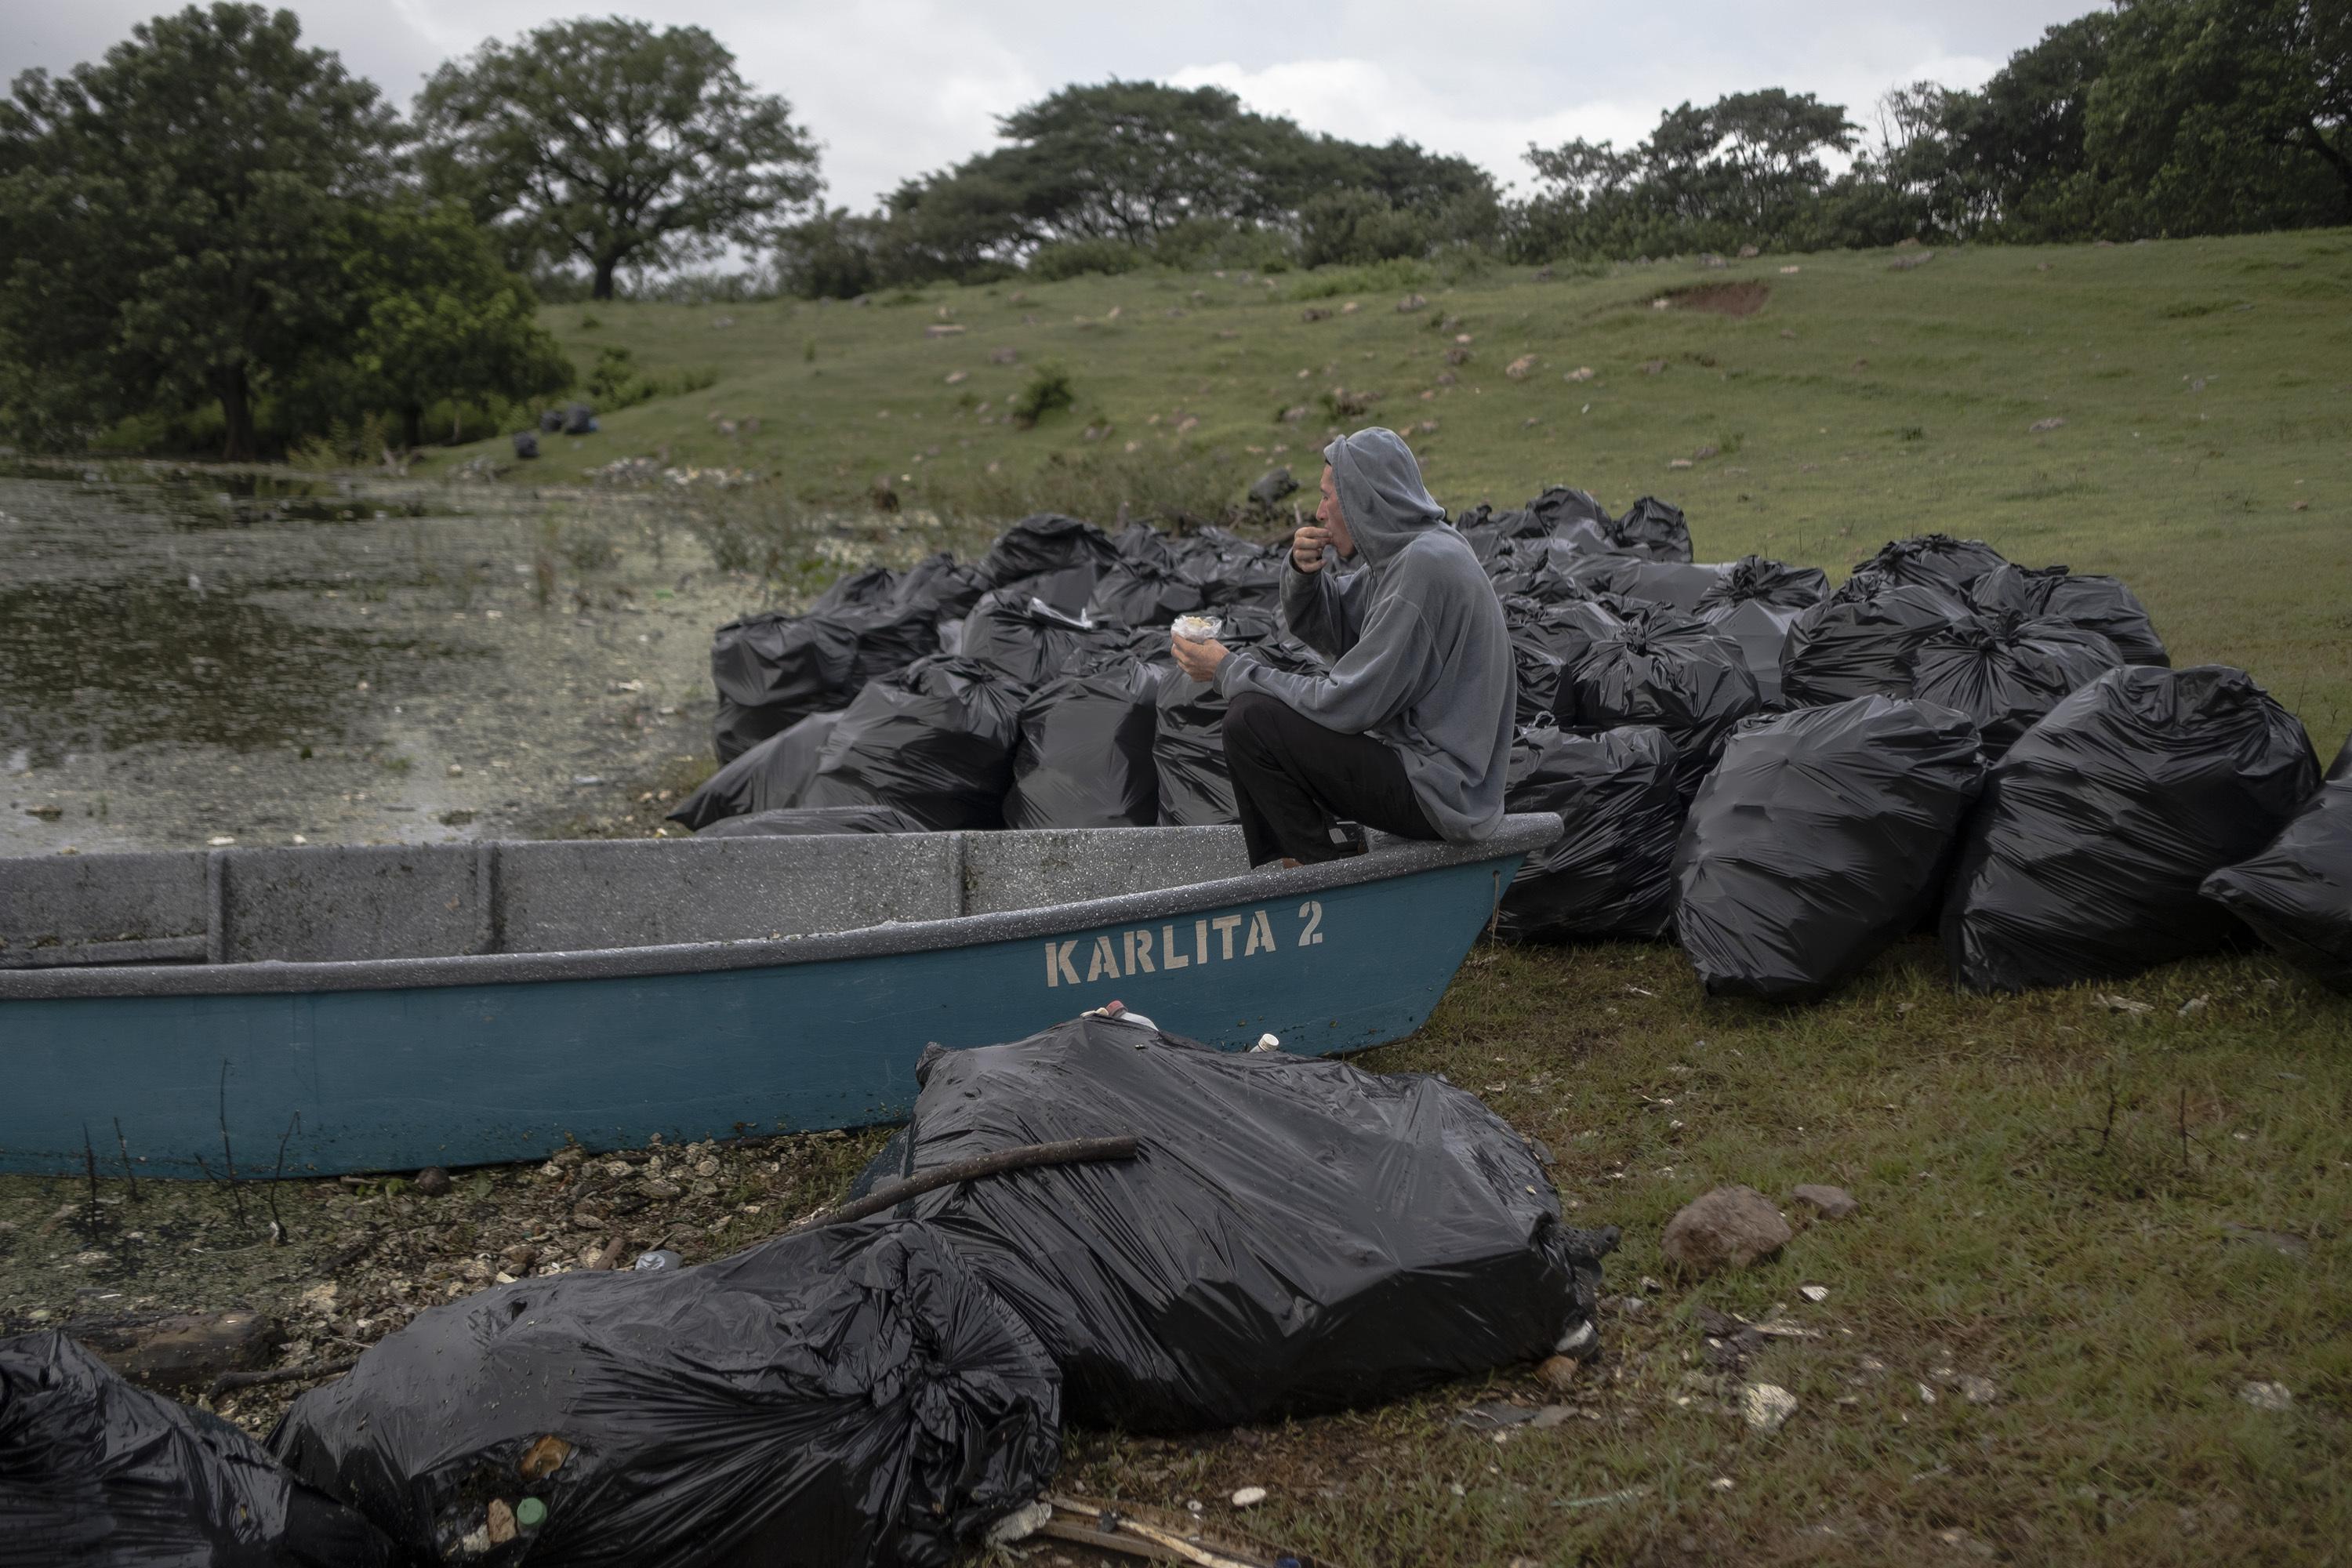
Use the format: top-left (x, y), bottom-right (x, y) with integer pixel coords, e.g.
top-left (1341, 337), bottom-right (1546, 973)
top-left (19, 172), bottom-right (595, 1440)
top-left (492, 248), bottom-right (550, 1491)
top-left (0, 816), bottom-right (1559, 1178)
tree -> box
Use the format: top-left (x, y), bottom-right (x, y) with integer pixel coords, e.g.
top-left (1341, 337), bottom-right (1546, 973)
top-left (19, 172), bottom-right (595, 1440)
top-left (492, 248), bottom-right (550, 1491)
top-left (1915, 14), bottom-right (2114, 238)
top-left (2086, 0), bottom-right (2350, 234)
top-left (417, 19), bottom-right (820, 300)
top-left (336, 201), bottom-right (574, 449)
top-left (0, 4), bottom-right (399, 458)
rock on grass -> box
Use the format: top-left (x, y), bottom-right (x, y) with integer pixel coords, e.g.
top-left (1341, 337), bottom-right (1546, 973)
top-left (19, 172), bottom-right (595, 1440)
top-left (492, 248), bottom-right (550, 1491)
top-left (1662, 1185), bottom-right (1791, 1277)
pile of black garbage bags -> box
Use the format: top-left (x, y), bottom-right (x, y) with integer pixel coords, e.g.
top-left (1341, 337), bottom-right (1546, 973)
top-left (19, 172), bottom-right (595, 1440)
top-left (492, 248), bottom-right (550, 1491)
top-left (677, 487), bottom-right (2349, 1000)
top-left (5, 1015), bottom-right (1616, 1568)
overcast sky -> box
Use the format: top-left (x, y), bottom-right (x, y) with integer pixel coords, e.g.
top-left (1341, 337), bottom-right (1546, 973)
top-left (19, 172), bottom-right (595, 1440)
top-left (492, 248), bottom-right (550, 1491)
top-left (13, 1), bottom-right (2101, 207)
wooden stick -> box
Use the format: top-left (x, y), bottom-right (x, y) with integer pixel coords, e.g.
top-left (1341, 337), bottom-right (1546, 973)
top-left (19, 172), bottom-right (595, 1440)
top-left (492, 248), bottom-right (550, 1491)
top-left (786, 1135), bottom-right (1141, 1236)
top-left (113, 1117), bottom-right (138, 1204)
top-left (209, 1357), bottom-right (358, 1399)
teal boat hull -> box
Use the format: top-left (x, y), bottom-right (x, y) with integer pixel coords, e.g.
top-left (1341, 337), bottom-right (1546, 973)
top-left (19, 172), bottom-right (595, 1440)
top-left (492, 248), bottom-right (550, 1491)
top-left (0, 848), bottom-right (1526, 1178)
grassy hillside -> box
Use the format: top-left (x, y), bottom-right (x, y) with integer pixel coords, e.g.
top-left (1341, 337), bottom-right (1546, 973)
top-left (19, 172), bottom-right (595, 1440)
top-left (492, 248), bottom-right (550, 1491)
top-left (466, 230), bottom-right (2352, 742)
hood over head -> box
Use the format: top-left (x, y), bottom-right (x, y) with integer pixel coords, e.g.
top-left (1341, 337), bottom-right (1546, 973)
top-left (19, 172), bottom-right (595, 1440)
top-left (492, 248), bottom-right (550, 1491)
top-left (1323, 426), bottom-right (1445, 567)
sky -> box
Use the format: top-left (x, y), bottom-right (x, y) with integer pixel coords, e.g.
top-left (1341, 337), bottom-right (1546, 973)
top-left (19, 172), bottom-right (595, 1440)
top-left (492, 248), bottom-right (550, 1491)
top-left (10, 1), bottom-right (2102, 208)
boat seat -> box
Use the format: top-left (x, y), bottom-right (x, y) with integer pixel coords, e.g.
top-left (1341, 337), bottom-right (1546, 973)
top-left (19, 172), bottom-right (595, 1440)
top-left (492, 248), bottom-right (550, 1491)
top-left (960, 826), bottom-right (1248, 916)
top-left (0, 850), bottom-right (209, 968)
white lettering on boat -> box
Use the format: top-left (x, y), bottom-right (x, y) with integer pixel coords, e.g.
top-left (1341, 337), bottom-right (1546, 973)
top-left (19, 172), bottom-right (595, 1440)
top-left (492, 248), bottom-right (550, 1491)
top-left (1044, 902), bottom-right (1330, 987)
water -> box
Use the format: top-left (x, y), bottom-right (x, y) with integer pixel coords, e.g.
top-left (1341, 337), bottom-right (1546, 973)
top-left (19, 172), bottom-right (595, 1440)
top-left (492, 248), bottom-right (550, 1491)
top-left (0, 462), bottom-right (750, 855)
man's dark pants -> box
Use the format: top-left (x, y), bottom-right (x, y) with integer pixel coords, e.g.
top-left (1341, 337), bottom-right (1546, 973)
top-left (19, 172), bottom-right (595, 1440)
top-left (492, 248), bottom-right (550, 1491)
top-left (1221, 690), bottom-right (1441, 866)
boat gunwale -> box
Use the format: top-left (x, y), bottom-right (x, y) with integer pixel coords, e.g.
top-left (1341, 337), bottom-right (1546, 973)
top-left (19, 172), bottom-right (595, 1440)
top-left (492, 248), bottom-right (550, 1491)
top-left (0, 816), bottom-right (1559, 1002)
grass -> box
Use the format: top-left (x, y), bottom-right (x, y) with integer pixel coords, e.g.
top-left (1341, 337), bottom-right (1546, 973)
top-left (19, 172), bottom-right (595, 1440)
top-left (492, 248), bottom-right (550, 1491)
top-left (458, 228), bottom-right (2352, 742)
top-left (10, 232), bottom-right (2351, 1564)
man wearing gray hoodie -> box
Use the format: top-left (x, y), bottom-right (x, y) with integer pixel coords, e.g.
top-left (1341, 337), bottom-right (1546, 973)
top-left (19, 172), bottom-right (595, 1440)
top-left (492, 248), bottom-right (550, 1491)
top-left (1170, 426), bottom-right (1516, 866)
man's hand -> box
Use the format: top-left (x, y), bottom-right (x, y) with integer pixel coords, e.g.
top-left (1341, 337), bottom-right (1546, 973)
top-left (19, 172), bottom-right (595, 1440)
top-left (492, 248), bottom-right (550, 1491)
top-left (1291, 524), bottom-right (1334, 573)
top-left (1170, 633), bottom-right (1229, 683)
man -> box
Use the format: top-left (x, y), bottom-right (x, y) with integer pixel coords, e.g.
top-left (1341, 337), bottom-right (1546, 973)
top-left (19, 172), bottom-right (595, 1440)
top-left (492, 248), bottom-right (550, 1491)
top-left (1170, 426), bottom-right (1515, 867)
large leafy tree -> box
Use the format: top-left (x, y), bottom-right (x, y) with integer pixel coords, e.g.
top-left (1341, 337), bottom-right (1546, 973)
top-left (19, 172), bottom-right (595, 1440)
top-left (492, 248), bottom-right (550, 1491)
top-left (417, 19), bottom-right (820, 301)
top-left (0, 4), bottom-right (400, 458)
top-left (335, 201), bottom-right (574, 449)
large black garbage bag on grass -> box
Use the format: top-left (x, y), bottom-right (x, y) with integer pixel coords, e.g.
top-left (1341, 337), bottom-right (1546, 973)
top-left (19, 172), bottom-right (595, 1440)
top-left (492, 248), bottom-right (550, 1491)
top-left (1004, 663), bottom-right (1163, 829)
top-left (1968, 562), bottom-right (2169, 667)
top-left (1506, 596), bottom-right (1628, 672)
top-left (1908, 612), bottom-right (2123, 757)
top-left (1487, 539), bottom-right (1619, 601)
top-left (858, 1017), bottom-right (1617, 1432)
top-left (1779, 574), bottom-right (1962, 707)
top-left (1580, 558), bottom-right (1733, 612)
top-left (1150, 631), bottom-right (1316, 826)
top-left (894, 552), bottom-right (991, 623)
top-left (2200, 732), bottom-right (2352, 993)
top-left (801, 657), bottom-right (1028, 830)
top-left (1941, 666), bottom-right (2321, 993)
top-left (958, 592), bottom-right (1128, 686)
top-left (1083, 558), bottom-right (1205, 627)
top-left (1675, 697), bottom-right (1986, 1000)
top-left (669, 711), bottom-right (840, 830)
top-left (0, 1331), bottom-right (394, 1568)
top-left (696, 804), bottom-right (931, 838)
top-left (1170, 528), bottom-right (1283, 607)
top-left (710, 610), bottom-right (862, 762)
top-left (1561, 605), bottom-right (1762, 794)
top-left (839, 601), bottom-right (946, 688)
top-left (979, 512), bottom-right (1118, 587)
top-left (811, 565), bottom-right (900, 614)
top-left (1497, 724), bottom-right (1683, 942)
top-left (1860, 533), bottom-right (2008, 597)
top-left (1694, 557), bottom-right (1831, 708)
top-left (1530, 485), bottom-right (1613, 532)
top-left (270, 1224), bottom-right (1059, 1568)
top-left (1611, 495), bottom-right (1693, 562)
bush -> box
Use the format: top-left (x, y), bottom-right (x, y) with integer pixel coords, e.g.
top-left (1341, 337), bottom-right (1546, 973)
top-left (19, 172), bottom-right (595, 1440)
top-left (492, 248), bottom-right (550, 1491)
top-left (583, 346), bottom-right (719, 412)
top-left (1009, 363), bottom-right (1076, 428)
top-left (1028, 238), bottom-right (1145, 281)
top-left (1286, 256), bottom-right (1433, 301)
top-left (1299, 191), bottom-right (1431, 269)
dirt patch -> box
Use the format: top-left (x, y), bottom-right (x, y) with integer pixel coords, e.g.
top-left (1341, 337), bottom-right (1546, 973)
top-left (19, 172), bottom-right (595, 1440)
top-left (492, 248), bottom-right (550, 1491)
top-left (1664, 281), bottom-right (1771, 317)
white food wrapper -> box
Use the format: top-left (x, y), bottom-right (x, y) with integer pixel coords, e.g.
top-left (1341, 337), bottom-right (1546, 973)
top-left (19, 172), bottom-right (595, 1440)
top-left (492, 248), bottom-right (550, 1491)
top-left (1171, 614), bottom-right (1222, 641)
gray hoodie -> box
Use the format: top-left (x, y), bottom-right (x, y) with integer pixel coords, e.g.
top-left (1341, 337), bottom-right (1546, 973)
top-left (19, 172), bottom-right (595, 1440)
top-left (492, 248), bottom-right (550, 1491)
top-left (1213, 427), bottom-right (1515, 841)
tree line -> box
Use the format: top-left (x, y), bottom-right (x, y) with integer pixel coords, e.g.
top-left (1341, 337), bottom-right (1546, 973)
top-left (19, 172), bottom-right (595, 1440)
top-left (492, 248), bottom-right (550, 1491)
top-left (1, 0), bottom-right (2343, 459)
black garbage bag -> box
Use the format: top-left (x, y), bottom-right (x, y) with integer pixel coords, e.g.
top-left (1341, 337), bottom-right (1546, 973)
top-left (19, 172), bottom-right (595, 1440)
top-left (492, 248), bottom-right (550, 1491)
top-left (1529, 485), bottom-right (1613, 532)
top-left (1908, 612), bottom-right (2123, 757)
top-left (1675, 697), bottom-right (1987, 1000)
top-left (270, 1223), bottom-right (1060, 1568)
top-left (1778, 573), bottom-right (1963, 708)
top-left (562, 402), bottom-right (596, 435)
top-left (958, 592), bottom-right (1128, 686)
top-left (1967, 562), bottom-right (2169, 667)
top-left (1107, 520), bottom-right (1171, 566)
top-left (1487, 539), bottom-right (1619, 601)
top-left (1561, 605), bottom-right (1762, 795)
top-left (1510, 636), bottom-right (1567, 726)
top-left (1860, 533), bottom-right (2007, 597)
top-left (538, 408), bottom-right (564, 434)
top-left (891, 553), bottom-right (987, 622)
top-left (0, 1331), bottom-right (394, 1567)
top-left (855, 1017), bottom-right (1617, 1432)
top-left (710, 611), bottom-right (862, 762)
top-left (1610, 496), bottom-right (1693, 562)
top-left (1696, 555), bottom-right (1831, 616)
top-left (801, 656), bottom-right (1029, 831)
top-left (1504, 595), bottom-right (1627, 672)
top-left (811, 565), bottom-right (900, 614)
top-left (2201, 732), bottom-right (2352, 993)
top-left (1171, 528), bottom-right (1284, 607)
top-left (1941, 666), bottom-right (2321, 993)
top-left (1083, 558), bottom-right (1206, 627)
top-left (1004, 662), bottom-right (1163, 829)
top-left (1693, 557), bottom-right (1831, 708)
top-left (979, 512), bottom-right (1119, 587)
top-left (1459, 505), bottom-right (1564, 570)
top-left (510, 431), bottom-right (539, 460)
top-left (1575, 558), bottom-right (1734, 612)
top-left (670, 711), bottom-right (840, 830)
top-left (697, 804), bottom-right (932, 838)
top-left (1497, 724), bottom-right (1683, 942)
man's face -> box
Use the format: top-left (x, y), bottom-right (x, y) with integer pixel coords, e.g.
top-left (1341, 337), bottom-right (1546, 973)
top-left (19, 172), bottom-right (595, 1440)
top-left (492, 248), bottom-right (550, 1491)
top-left (1316, 464), bottom-right (1356, 558)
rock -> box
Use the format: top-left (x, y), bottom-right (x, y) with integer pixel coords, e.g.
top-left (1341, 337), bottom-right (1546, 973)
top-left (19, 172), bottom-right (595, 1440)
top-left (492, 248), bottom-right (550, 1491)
top-left (944, 370), bottom-right (968, 385)
top-left (1955, 1374), bottom-right (1999, 1405)
top-left (989, 347), bottom-right (1018, 365)
top-left (499, 1243), bottom-right (540, 1274)
top-left (1741, 1381), bottom-right (1798, 1432)
top-left (413, 1166), bottom-right (452, 1196)
top-left (1301, 307), bottom-right (1330, 323)
top-left (1639, 358), bottom-right (1668, 375)
top-left (70, 1309), bottom-right (278, 1396)
top-left (1799, 1284), bottom-right (1829, 1302)
top-left (1738, 244), bottom-right (1761, 259)
top-left (2239, 1381), bottom-right (2292, 1410)
top-left (1397, 292), bottom-right (1428, 312)
top-left (641, 1178), bottom-right (683, 1200)
top-left (1505, 354), bottom-right (1537, 379)
top-left (1889, 251), bottom-right (1934, 271)
top-left (2221, 1221), bottom-right (2309, 1257)
top-left (2096, 992), bottom-right (2150, 1014)
top-left (1791, 1184), bottom-right (1858, 1220)
top-left (921, 323), bottom-right (966, 337)
top-left (1537, 1354), bottom-right (1581, 1392)
top-left (2177, 995), bottom-right (2209, 1017)
top-left (1564, 366), bottom-right (1595, 382)
top-left (692, 1156), bottom-right (720, 1178)
top-left (1247, 467), bottom-right (1298, 509)
top-left (2029, 416), bottom-right (2067, 433)
top-left (1231, 1486), bottom-right (1267, 1508)
top-left (1663, 1185), bottom-right (1791, 1276)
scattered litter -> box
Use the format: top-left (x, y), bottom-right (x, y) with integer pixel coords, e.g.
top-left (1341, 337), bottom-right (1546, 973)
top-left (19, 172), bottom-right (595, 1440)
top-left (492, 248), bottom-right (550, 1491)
top-left (1742, 1381), bottom-right (1798, 1432)
top-left (2240, 1381), bottom-right (2293, 1410)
